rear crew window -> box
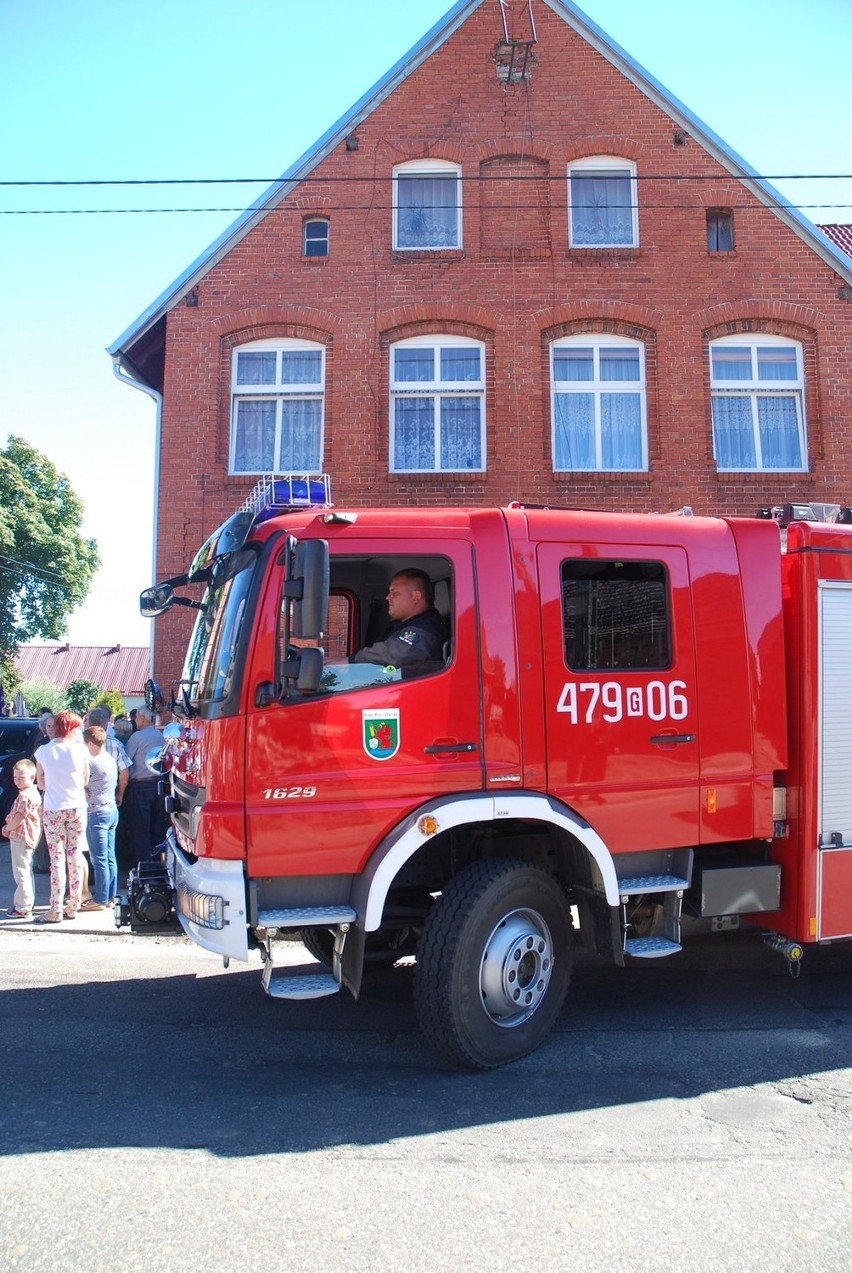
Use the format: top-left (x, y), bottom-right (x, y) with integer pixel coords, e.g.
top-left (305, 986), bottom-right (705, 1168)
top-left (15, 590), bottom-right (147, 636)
top-left (561, 559), bottom-right (671, 670)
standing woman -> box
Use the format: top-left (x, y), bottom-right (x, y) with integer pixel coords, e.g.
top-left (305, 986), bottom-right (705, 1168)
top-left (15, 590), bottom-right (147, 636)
top-left (35, 709), bottom-right (90, 924)
top-left (81, 725), bottom-right (119, 910)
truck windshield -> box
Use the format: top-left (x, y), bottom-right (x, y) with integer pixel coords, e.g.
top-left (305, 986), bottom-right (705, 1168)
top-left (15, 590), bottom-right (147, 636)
top-left (182, 548), bottom-right (257, 706)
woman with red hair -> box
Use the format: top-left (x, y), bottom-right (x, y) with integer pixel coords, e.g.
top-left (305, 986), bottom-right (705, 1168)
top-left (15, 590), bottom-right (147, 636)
top-left (35, 709), bottom-right (90, 923)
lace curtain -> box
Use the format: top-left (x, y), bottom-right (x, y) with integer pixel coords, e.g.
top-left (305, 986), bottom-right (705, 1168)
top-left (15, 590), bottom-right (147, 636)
top-left (393, 397), bottom-right (481, 470)
top-left (397, 175), bottom-right (458, 248)
top-left (554, 392), bottom-right (643, 470)
top-left (233, 398), bottom-right (321, 472)
top-left (570, 172), bottom-right (633, 246)
top-left (712, 394), bottom-right (801, 469)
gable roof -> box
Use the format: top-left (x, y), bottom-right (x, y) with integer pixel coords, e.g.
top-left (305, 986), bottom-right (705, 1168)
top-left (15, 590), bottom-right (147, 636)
top-left (14, 644), bottom-right (151, 697)
top-left (109, 0), bottom-right (852, 378)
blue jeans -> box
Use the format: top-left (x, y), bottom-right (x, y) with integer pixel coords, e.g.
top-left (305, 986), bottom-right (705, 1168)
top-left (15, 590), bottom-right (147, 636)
top-left (86, 805), bottom-right (119, 904)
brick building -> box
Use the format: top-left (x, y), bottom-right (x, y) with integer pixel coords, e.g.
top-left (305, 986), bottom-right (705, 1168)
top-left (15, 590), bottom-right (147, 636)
top-left (109, 0), bottom-right (852, 681)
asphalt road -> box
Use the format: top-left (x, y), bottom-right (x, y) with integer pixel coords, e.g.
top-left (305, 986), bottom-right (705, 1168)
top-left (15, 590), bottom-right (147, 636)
top-left (1, 853), bottom-right (851, 1272)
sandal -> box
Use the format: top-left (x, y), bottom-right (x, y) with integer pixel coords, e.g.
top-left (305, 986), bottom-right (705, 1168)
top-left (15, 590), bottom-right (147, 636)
top-left (80, 900), bottom-right (108, 911)
top-left (35, 913), bottom-right (62, 924)
top-left (6, 909), bottom-right (32, 919)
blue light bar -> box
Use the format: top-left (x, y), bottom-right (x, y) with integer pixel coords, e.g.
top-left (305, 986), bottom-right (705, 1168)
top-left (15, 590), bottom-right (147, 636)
top-left (239, 473), bottom-right (332, 524)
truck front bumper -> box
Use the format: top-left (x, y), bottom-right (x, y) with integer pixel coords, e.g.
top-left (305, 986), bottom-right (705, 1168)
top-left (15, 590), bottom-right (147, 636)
top-left (167, 834), bottom-right (250, 963)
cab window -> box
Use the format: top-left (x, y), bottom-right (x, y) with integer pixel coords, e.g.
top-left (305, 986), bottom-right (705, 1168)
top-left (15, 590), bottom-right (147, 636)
top-left (561, 559), bottom-right (670, 670)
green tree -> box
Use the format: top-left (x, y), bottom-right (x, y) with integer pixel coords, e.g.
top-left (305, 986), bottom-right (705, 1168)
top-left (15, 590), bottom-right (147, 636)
top-left (66, 678), bottom-right (103, 714)
top-left (0, 436), bottom-right (99, 662)
top-left (95, 688), bottom-right (125, 717)
top-left (17, 677), bottom-right (66, 716)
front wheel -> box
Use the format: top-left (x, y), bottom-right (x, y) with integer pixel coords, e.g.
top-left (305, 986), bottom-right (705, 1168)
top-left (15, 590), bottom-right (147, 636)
top-left (414, 859), bottom-right (573, 1070)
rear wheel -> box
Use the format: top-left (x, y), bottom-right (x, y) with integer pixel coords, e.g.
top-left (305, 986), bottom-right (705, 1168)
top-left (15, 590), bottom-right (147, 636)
top-left (414, 859), bottom-right (573, 1070)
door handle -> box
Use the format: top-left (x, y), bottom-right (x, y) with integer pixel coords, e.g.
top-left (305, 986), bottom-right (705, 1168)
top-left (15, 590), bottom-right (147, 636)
top-left (424, 742), bottom-right (479, 754)
top-left (649, 733), bottom-right (695, 745)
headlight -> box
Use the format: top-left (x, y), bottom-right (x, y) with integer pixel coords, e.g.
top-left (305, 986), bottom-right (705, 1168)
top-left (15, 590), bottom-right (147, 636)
top-left (176, 883), bottom-right (226, 930)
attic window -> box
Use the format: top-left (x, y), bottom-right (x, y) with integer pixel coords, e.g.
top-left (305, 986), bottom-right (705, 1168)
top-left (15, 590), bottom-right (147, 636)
top-left (393, 160), bottom-right (461, 251)
top-left (303, 218), bottom-right (329, 258)
top-left (707, 208), bottom-right (734, 253)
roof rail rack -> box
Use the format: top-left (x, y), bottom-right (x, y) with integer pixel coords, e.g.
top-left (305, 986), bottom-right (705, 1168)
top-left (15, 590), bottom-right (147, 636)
top-left (240, 474), bottom-right (332, 523)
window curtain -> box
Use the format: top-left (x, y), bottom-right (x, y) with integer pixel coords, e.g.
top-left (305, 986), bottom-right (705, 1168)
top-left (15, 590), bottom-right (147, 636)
top-left (397, 176), bottom-right (458, 248)
top-left (601, 394), bottom-right (642, 468)
top-left (554, 394), bottom-right (595, 469)
top-left (440, 397), bottom-right (481, 469)
top-left (394, 398), bottom-right (435, 469)
top-left (234, 400), bottom-right (275, 471)
top-left (711, 396), bottom-right (756, 468)
top-left (280, 350), bottom-right (322, 384)
top-left (236, 351), bottom-right (276, 386)
top-left (278, 398), bottom-right (322, 471)
top-left (571, 173), bottom-right (632, 245)
top-left (554, 392), bottom-right (642, 470)
top-left (757, 396), bottom-right (801, 468)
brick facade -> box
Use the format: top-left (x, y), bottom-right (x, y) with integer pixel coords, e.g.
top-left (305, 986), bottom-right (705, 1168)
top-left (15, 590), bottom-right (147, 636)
top-left (113, 2), bottom-right (852, 682)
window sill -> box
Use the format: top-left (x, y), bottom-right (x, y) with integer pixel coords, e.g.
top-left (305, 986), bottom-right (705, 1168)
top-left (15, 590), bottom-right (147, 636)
top-left (391, 249), bottom-right (465, 262)
top-left (567, 247), bottom-right (641, 261)
top-left (389, 470), bottom-right (486, 479)
top-left (715, 470), bottom-right (809, 481)
top-left (301, 255), bottom-right (329, 264)
top-left (553, 470), bottom-right (652, 482)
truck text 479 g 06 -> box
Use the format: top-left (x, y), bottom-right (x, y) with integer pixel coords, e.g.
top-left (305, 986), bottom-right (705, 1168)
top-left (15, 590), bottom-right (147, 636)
top-left (124, 480), bottom-right (852, 1069)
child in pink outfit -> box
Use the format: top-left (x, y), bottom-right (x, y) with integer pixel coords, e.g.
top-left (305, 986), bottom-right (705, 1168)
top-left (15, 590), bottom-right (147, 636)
top-left (2, 758), bottom-right (42, 919)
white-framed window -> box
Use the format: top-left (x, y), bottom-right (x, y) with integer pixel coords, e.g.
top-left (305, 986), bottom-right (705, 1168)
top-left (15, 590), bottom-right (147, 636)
top-left (390, 335), bottom-right (484, 472)
top-left (551, 335), bottom-right (647, 472)
top-left (709, 335), bottom-right (807, 471)
top-left (568, 156), bottom-right (638, 248)
top-left (229, 338), bottom-right (324, 475)
top-left (303, 218), bottom-right (329, 257)
top-left (393, 159), bottom-right (461, 250)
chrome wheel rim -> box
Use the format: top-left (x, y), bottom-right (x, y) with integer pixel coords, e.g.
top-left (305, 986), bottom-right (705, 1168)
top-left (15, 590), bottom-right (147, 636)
top-left (479, 908), bottom-right (554, 1027)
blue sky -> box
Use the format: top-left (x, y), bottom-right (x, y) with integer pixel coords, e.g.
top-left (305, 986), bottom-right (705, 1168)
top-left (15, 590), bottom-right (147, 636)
top-left (1, 0), bottom-right (850, 648)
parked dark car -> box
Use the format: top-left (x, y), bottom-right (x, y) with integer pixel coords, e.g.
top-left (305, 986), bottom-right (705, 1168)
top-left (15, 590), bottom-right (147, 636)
top-left (0, 718), bottom-right (48, 871)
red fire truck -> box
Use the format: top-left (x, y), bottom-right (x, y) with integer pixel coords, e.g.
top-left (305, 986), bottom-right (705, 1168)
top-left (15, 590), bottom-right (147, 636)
top-left (123, 478), bottom-right (852, 1069)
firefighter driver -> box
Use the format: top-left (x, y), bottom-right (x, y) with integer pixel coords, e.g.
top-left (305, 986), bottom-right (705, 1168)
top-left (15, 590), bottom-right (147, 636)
top-left (349, 568), bottom-right (447, 670)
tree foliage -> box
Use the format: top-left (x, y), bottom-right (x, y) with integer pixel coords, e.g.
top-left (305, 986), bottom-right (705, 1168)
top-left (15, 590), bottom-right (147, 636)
top-left (18, 677), bottom-right (67, 716)
top-left (65, 679), bottom-right (103, 714)
top-left (0, 436), bottom-right (99, 660)
top-left (95, 688), bottom-right (125, 717)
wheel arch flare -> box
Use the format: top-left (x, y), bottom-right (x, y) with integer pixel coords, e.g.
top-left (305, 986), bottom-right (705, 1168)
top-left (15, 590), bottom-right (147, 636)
top-left (353, 791), bottom-right (621, 932)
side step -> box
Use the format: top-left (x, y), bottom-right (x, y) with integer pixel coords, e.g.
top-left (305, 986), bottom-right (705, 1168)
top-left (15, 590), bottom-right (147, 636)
top-left (619, 873), bottom-right (687, 959)
top-left (618, 874), bottom-right (689, 896)
top-left (624, 935), bottom-right (682, 958)
top-left (257, 905), bottom-right (356, 928)
top-left (259, 905), bottom-right (356, 1001)
top-left (263, 968), bottom-right (341, 1000)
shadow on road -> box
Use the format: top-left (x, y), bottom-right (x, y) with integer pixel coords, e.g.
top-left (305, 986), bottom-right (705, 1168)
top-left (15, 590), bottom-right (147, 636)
top-left (1, 930), bottom-right (850, 1158)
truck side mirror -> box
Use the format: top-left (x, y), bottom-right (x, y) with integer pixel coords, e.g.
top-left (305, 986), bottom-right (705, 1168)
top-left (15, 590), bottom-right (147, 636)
top-left (295, 646), bottom-right (324, 693)
top-left (292, 539), bottom-right (329, 639)
top-left (140, 584), bottom-right (174, 617)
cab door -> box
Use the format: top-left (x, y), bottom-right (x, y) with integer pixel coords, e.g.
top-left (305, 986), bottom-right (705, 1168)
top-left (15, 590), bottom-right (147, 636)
top-left (539, 542), bottom-right (699, 854)
top-left (245, 538), bottom-right (483, 879)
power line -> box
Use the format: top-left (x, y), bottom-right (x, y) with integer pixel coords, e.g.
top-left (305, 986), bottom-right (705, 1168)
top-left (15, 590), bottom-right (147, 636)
top-left (0, 554), bottom-right (70, 585)
top-left (2, 173), bottom-right (851, 186)
top-left (2, 202), bottom-right (851, 216)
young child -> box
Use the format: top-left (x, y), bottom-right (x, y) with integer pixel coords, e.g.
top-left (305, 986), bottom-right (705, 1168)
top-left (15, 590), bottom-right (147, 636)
top-left (2, 758), bottom-right (43, 919)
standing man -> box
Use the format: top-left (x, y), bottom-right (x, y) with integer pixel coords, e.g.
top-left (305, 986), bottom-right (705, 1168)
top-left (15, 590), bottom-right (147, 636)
top-left (123, 707), bottom-right (165, 864)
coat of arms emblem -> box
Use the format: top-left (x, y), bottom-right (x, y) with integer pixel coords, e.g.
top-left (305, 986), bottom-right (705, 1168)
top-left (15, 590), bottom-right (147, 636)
top-left (362, 709), bottom-right (400, 760)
